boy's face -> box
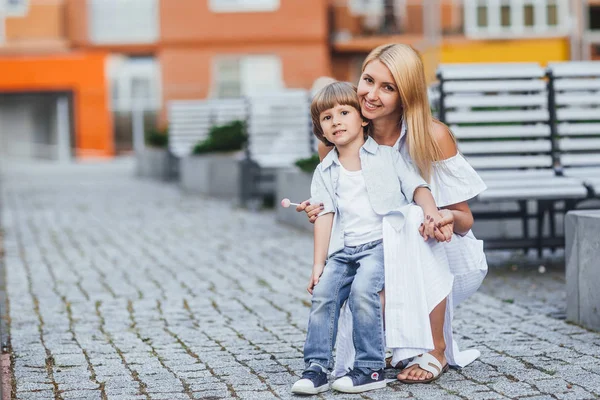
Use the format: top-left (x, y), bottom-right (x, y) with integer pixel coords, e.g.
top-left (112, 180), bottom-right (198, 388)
top-left (319, 104), bottom-right (367, 148)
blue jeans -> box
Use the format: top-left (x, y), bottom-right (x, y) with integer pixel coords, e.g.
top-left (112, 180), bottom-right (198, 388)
top-left (304, 239), bottom-right (385, 370)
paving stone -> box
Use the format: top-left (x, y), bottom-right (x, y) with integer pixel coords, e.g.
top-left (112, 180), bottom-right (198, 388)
top-left (3, 160), bottom-right (600, 399)
top-left (14, 390), bottom-right (56, 400)
top-left (60, 389), bottom-right (104, 400)
top-left (489, 376), bottom-right (540, 398)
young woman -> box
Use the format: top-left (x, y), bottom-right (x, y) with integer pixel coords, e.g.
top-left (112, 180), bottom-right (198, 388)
top-left (298, 43), bottom-right (487, 383)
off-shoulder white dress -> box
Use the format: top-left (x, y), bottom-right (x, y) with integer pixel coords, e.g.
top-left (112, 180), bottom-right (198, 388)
top-left (332, 128), bottom-right (488, 377)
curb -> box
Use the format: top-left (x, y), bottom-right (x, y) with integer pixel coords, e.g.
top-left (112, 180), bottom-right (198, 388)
top-left (0, 161), bottom-right (11, 400)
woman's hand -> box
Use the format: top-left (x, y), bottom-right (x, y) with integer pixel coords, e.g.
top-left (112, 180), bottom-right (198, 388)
top-left (295, 200), bottom-right (324, 224)
top-left (419, 211), bottom-right (453, 242)
top-left (436, 209), bottom-right (454, 242)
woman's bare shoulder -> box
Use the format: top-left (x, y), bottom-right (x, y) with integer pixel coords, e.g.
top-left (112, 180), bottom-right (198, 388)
top-left (432, 121), bottom-right (458, 160)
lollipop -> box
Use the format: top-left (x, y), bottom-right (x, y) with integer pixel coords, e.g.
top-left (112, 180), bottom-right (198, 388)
top-left (280, 198), bottom-right (301, 208)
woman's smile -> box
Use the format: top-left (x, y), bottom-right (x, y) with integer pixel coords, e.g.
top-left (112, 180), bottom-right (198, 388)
top-left (362, 99), bottom-right (380, 112)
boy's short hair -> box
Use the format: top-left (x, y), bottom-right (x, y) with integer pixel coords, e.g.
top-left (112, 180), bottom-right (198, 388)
top-left (310, 81), bottom-right (363, 147)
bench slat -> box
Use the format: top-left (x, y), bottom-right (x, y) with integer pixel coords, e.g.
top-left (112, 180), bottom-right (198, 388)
top-left (459, 140), bottom-right (551, 154)
top-left (439, 63), bottom-right (545, 79)
top-left (484, 177), bottom-right (584, 189)
top-left (557, 108), bottom-right (600, 121)
top-left (562, 166), bottom-right (600, 177)
top-left (548, 61), bottom-right (600, 77)
top-left (450, 124), bottom-right (550, 139)
top-left (559, 138), bottom-right (600, 151)
top-left (555, 93), bottom-right (600, 106)
top-left (561, 153), bottom-right (600, 166)
top-left (444, 94), bottom-right (547, 108)
top-left (444, 80), bottom-right (546, 93)
top-left (555, 79), bottom-right (600, 91)
top-left (477, 169), bottom-right (556, 180)
top-left (478, 185), bottom-right (587, 201)
top-left (447, 109), bottom-right (549, 124)
top-left (466, 155), bottom-right (552, 169)
top-left (557, 122), bottom-right (600, 135)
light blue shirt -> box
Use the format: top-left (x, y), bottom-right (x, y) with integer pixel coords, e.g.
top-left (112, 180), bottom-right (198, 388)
top-left (310, 136), bottom-right (429, 257)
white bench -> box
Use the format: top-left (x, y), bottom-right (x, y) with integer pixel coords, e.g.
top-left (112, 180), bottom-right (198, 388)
top-left (168, 91), bottom-right (313, 207)
top-left (246, 90), bottom-right (312, 169)
top-left (168, 98), bottom-right (247, 158)
top-left (241, 90), bottom-right (313, 205)
top-left (547, 61), bottom-right (600, 196)
top-left (437, 63), bottom-right (588, 254)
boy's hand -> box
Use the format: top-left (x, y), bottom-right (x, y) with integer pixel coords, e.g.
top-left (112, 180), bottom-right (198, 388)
top-left (307, 263), bottom-right (325, 294)
top-left (419, 212), bottom-right (453, 242)
top-left (419, 214), bottom-right (436, 241)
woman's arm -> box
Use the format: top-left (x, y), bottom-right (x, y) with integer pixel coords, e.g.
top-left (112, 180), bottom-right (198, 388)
top-left (431, 121), bottom-right (474, 235)
top-left (442, 201), bottom-right (473, 236)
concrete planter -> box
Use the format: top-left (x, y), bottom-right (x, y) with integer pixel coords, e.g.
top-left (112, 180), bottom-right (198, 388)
top-left (565, 209), bottom-right (600, 332)
top-left (136, 147), bottom-right (173, 181)
top-left (180, 152), bottom-right (243, 199)
top-left (276, 168), bottom-right (313, 232)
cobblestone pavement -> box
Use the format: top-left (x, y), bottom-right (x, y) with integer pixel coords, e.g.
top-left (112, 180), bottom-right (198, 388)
top-left (1, 159), bottom-right (599, 400)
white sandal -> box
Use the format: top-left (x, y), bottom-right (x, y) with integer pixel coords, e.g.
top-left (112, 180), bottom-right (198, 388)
top-left (397, 353), bottom-right (449, 384)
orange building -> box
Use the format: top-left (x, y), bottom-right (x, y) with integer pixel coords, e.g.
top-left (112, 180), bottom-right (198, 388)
top-left (328, 0), bottom-right (589, 84)
top-left (0, 0), bottom-right (330, 159)
top-left (1, 0), bottom-right (597, 160)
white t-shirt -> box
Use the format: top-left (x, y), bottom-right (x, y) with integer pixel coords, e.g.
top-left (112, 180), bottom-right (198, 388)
top-left (337, 164), bottom-right (383, 247)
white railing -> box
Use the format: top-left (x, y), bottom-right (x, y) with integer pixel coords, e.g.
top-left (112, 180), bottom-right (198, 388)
top-left (89, 0), bottom-right (159, 44)
top-left (168, 90), bottom-right (313, 168)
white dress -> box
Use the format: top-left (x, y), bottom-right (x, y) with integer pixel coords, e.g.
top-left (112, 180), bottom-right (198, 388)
top-left (332, 129), bottom-right (488, 377)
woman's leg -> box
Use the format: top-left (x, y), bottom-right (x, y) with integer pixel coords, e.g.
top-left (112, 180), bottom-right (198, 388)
top-left (380, 289), bottom-right (385, 329)
top-left (397, 298), bottom-right (447, 380)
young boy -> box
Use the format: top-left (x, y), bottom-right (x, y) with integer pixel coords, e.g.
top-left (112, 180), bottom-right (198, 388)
top-left (291, 82), bottom-right (445, 395)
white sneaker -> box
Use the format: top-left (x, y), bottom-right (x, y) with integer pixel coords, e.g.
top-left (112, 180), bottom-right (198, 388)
top-left (331, 368), bottom-right (386, 394)
top-left (291, 368), bottom-right (329, 395)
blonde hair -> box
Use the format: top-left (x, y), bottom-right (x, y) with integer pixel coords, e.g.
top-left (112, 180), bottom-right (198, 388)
top-left (310, 81), bottom-right (363, 147)
top-left (363, 44), bottom-right (454, 181)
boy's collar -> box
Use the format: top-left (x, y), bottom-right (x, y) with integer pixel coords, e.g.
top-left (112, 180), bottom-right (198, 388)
top-left (362, 136), bottom-right (378, 154)
top-left (321, 137), bottom-right (378, 170)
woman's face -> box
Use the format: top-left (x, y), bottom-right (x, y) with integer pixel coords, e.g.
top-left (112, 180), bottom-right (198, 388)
top-left (357, 60), bottom-right (402, 123)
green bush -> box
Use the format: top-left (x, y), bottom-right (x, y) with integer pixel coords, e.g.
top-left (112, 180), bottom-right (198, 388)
top-left (192, 120), bottom-right (247, 155)
top-left (295, 153), bottom-right (320, 173)
top-left (145, 127), bottom-right (169, 148)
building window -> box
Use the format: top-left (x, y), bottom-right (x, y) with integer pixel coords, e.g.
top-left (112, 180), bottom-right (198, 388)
top-left (524, 4), bottom-right (534, 27)
top-left (590, 5), bottom-right (600, 31)
top-left (5, 0), bottom-right (28, 16)
top-left (89, 0), bottom-right (159, 44)
top-left (500, 2), bottom-right (511, 27)
top-left (547, 1), bottom-right (558, 26)
top-left (107, 56), bottom-right (161, 111)
top-left (214, 59), bottom-right (242, 98)
top-left (209, 0), bottom-right (280, 13)
top-left (477, 1), bottom-right (488, 27)
top-left (464, 0), bottom-right (569, 38)
top-left (212, 55), bottom-right (283, 98)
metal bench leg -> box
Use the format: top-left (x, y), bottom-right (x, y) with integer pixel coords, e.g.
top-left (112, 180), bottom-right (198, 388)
top-left (519, 200), bottom-right (529, 254)
top-left (536, 200), bottom-right (547, 258)
top-left (549, 201), bottom-right (557, 253)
